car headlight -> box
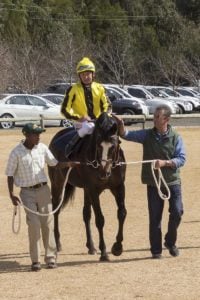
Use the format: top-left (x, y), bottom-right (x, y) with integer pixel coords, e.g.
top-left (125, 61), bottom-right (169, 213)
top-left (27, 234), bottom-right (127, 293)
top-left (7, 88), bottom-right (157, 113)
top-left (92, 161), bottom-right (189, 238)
top-left (131, 101), bottom-right (140, 108)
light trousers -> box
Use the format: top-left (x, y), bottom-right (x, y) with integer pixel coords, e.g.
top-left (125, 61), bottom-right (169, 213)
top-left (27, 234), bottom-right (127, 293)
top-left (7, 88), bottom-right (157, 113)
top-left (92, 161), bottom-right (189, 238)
top-left (20, 184), bottom-right (57, 264)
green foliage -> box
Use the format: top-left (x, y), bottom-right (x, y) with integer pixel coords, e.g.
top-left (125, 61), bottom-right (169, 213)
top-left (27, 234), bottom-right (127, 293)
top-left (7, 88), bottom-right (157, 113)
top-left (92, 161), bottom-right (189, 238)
top-left (0, 0), bottom-right (199, 89)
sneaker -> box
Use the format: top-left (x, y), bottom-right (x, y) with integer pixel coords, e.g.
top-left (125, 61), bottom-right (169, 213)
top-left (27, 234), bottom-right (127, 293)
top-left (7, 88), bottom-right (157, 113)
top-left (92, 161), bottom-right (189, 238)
top-left (31, 262), bottom-right (41, 272)
top-left (152, 253), bottom-right (162, 259)
top-left (164, 242), bottom-right (179, 257)
top-left (47, 262), bottom-right (57, 269)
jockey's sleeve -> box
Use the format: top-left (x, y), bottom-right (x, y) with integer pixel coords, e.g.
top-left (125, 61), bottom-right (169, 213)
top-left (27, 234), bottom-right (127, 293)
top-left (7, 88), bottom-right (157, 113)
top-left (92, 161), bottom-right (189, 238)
top-left (101, 87), bottom-right (112, 113)
top-left (60, 86), bottom-right (80, 120)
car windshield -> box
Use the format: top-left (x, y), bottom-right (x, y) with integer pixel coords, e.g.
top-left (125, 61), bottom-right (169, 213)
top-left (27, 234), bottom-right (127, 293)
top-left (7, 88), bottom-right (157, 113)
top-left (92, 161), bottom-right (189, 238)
top-left (43, 95), bottom-right (63, 105)
top-left (162, 88), bottom-right (179, 97)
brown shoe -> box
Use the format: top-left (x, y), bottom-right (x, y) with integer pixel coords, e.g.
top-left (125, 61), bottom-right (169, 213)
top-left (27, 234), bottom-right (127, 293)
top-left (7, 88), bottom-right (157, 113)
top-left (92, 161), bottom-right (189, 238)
top-left (31, 262), bottom-right (41, 272)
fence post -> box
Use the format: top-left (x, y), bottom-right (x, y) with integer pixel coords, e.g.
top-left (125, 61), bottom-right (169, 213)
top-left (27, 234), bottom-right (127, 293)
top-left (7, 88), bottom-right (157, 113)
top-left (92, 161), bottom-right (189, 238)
top-left (40, 114), bottom-right (45, 129)
top-left (142, 115), bottom-right (146, 129)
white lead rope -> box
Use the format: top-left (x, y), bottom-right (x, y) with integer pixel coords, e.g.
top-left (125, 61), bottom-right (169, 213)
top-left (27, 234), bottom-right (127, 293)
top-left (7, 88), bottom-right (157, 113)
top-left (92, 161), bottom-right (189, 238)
top-left (119, 159), bottom-right (171, 200)
top-left (12, 167), bottom-right (72, 234)
top-left (151, 161), bottom-right (171, 200)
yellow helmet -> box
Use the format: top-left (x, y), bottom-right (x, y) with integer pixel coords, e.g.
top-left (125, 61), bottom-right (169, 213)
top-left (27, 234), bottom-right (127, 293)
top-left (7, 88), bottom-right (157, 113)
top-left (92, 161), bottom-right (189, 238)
top-left (76, 57), bottom-right (95, 74)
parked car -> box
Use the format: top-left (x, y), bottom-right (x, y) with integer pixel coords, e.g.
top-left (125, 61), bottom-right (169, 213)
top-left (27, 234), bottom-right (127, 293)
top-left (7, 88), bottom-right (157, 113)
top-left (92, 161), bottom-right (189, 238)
top-left (0, 94), bottom-right (67, 129)
top-left (146, 87), bottom-right (193, 114)
top-left (38, 93), bottom-right (64, 105)
top-left (124, 85), bottom-right (179, 114)
top-left (37, 93), bottom-right (73, 127)
top-left (158, 87), bottom-right (200, 111)
top-left (44, 83), bottom-right (71, 94)
top-left (176, 87), bottom-right (200, 104)
top-left (104, 87), bottom-right (149, 125)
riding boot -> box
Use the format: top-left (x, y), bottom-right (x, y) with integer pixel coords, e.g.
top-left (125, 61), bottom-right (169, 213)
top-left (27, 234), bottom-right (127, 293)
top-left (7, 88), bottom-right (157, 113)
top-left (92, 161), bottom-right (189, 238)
top-left (65, 133), bottom-right (81, 158)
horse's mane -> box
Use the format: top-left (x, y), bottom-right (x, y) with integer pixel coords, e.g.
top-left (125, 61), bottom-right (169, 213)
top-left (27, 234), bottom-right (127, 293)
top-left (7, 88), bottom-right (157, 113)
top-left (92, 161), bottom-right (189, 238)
top-left (95, 113), bottom-right (118, 141)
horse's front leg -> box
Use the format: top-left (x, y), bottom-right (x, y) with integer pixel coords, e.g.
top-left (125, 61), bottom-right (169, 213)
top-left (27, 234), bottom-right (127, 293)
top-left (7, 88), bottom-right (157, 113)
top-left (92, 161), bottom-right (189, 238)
top-left (111, 183), bottom-right (127, 256)
top-left (91, 193), bottom-right (109, 262)
top-left (50, 168), bottom-right (66, 252)
top-left (83, 190), bottom-right (97, 254)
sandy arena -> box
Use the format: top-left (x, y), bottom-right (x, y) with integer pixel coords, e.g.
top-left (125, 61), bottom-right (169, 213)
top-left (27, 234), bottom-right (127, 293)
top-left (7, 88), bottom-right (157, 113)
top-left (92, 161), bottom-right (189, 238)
top-left (0, 126), bottom-right (200, 300)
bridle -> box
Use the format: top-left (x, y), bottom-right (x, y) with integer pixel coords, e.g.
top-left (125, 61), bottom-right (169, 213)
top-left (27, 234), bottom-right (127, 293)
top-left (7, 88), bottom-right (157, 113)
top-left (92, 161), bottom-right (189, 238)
top-left (86, 134), bottom-right (122, 174)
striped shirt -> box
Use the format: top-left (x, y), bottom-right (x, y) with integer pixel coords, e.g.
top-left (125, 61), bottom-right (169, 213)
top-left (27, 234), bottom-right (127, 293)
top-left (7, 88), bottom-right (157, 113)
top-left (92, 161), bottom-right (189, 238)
top-left (5, 141), bottom-right (58, 187)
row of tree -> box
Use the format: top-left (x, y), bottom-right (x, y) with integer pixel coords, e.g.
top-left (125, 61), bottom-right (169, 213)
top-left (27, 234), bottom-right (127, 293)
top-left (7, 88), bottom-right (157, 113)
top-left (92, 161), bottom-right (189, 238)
top-left (0, 0), bottom-right (200, 93)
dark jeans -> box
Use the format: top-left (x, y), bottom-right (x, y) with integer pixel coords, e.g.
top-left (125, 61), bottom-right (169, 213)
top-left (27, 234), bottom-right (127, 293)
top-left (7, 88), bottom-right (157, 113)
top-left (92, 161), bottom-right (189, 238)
top-left (147, 184), bottom-right (183, 255)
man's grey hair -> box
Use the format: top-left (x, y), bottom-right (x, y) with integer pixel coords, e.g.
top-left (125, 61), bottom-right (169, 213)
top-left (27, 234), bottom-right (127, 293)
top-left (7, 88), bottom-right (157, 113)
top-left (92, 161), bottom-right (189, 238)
top-left (155, 105), bottom-right (172, 118)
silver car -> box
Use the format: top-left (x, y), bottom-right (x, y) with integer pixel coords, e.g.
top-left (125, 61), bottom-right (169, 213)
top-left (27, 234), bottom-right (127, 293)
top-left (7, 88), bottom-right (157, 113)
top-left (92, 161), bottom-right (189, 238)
top-left (124, 85), bottom-right (179, 114)
top-left (0, 94), bottom-right (65, 129)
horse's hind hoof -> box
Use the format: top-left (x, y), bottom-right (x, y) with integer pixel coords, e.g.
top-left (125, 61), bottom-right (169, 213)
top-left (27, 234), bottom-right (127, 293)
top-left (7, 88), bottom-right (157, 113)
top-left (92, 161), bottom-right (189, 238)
top-left (88, 248), bottom-right (97, 255)
top-left (111, 242), bottom-right (123, 256)
top-left (99, 254), bottom-right (109, 262)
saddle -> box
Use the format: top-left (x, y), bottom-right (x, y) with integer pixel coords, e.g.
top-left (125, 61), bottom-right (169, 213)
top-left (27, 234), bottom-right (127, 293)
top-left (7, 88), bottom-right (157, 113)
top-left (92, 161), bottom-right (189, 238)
top-left (53, 127), bottom-right (84, 159)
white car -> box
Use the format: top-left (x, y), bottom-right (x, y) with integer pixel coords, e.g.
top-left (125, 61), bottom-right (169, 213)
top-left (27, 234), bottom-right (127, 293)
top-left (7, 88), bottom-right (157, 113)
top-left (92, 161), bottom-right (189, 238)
top-left (0, 94), bottom-right (66, 129)
top-left (147, 87), bottom-right (193, 114)
top-left (124, 85), bottom-right (179, 114)
top-left (155, 87), bottom-right (200, 111)
top-left (37, 93), bottom-right (64, 105)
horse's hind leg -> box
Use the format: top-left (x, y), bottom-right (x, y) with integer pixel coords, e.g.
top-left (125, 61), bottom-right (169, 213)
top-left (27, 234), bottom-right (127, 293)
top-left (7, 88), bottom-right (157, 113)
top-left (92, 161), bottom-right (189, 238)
top-left (111, 184), bottom-right (127, 256)
top-left (54, 209), bottom-right (62, 251)
top-left (83, 192), bottom-right (97, 255)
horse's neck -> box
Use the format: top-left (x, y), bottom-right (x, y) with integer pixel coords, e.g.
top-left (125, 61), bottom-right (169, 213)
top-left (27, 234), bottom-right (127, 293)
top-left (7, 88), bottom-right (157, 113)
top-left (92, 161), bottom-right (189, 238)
top-left (85, 135), bottom-right (97, 161)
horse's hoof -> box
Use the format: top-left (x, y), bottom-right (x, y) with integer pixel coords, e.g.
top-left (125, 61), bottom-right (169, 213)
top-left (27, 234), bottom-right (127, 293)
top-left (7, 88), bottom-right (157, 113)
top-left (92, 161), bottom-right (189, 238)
top-left (111, 242), bottom-right (123, 256)
top-left (99, 255), bottom-right (109, 262)
top-left (88, 248), bottom-right (97, 255)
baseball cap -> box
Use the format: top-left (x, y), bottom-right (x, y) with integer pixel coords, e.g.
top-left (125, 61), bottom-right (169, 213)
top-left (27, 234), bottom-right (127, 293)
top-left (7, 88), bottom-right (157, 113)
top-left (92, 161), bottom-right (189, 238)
top-left (22, 123), bottom-right (46, 135)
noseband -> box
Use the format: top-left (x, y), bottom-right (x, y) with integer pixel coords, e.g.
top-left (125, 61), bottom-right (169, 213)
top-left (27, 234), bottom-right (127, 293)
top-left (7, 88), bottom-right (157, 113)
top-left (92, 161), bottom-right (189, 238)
top-left (86, 135), bottom-right (121, 175)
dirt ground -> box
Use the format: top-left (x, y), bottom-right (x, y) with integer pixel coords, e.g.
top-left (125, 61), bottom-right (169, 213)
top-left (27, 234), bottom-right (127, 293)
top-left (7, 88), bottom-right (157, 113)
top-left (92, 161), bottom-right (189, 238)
top-left (0, 126), bottom-right (200, 300)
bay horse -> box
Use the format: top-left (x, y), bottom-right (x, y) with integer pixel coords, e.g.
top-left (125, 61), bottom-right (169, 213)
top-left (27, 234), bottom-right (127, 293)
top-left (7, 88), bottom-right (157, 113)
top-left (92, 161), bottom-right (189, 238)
top-left (48, 112), bottom-right (127, 261)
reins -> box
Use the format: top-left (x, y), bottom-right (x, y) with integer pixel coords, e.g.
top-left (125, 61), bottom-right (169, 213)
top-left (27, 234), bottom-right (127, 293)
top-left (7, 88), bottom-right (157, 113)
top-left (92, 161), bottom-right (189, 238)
top-left (12, 167), bottom-right (73, 234)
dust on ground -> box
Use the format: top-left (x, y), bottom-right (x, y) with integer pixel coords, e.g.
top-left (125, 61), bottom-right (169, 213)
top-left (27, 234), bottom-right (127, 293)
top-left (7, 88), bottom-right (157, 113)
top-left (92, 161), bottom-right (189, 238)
top-left (0, 127), bottom-right (200, 300)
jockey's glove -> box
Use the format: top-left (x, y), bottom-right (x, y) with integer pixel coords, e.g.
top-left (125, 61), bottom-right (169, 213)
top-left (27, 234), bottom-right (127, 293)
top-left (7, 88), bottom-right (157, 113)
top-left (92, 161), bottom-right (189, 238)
top-left (78, 121), bottom-right (95, 138)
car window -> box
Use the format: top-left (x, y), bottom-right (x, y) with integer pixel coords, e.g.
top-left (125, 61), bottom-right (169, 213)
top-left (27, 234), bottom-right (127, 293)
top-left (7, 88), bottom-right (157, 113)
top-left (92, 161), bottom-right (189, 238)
top-left (44, 95), bottom-right (62, 105)
top-left (148, 88), bottom-right (160, 97)
top-left (163, 89), bottom-right (178, 97)
top-left (7, 96), bottom-right (28, 105)
top-left (27, 96), bottom-right (47, 106)
top-left (177, 89), bottom-right (192, 96)
top-left (128, 88), bottom-right (145, 98)
top-left (105, 89), bottom-right (117, 102)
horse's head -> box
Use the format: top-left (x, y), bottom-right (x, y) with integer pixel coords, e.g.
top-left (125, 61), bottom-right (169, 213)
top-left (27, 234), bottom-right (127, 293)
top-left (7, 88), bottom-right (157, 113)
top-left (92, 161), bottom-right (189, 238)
top-left (88, 113), bottom-right (121, 180)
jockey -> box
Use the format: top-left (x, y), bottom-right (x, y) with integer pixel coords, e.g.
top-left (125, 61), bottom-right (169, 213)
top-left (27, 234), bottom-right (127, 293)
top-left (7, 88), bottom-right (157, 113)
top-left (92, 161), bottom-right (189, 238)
top-left (61, 57), bottom-right (111, 156)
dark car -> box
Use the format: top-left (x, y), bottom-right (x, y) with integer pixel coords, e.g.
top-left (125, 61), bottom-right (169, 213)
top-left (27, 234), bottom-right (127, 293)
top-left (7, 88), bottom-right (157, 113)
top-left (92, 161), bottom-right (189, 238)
top-left (105, 88), bottom-right (148, 125)
top-left (45, 83), bottom-right (71, 94)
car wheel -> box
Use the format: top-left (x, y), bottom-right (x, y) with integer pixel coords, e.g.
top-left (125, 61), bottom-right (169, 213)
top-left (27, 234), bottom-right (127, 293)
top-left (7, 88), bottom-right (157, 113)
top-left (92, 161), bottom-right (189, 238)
top-left (60, 119), bottom-right (74, 128)
top-left (177, 106), bottom-right (184, 114)
top-left (0, 114), bottom-right (15, 129)
top-left (122, 109), bottom-right (136, 125)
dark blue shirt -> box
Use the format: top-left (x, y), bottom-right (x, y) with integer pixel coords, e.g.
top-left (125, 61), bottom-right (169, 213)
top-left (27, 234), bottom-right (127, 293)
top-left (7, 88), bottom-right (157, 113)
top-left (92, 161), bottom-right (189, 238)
top-left (122, 128), bottom-right (186, 168)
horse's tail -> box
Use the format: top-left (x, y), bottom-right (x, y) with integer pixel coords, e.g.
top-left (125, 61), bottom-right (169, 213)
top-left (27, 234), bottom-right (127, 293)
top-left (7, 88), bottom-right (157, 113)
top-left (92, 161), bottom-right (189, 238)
top-left (62, 182), bottom-right (76, 208)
